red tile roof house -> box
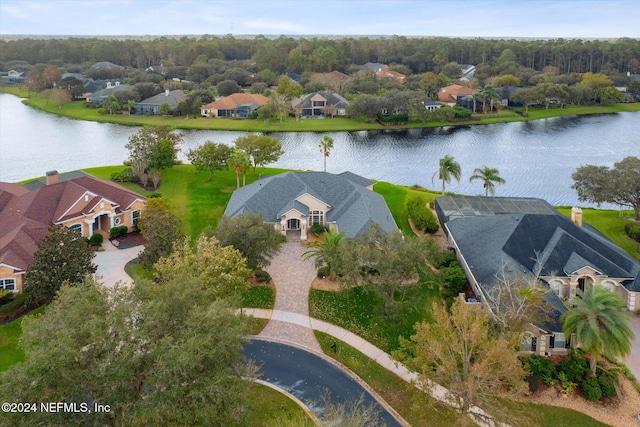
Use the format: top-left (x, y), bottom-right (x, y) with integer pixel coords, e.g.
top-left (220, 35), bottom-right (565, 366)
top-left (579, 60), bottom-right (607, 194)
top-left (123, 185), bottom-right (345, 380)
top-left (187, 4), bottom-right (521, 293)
top-left (0, 171), bottom-right (147, 294)
top-left (438, 84), bottom-right (476, 106)
top-left (200, 93), bottom-right (270, 118)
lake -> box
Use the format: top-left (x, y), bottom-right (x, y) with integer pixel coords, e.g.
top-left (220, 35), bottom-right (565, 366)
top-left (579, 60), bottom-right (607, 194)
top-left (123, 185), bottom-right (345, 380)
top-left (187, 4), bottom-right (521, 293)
top-left (1, 93), bottom-right (638, 208)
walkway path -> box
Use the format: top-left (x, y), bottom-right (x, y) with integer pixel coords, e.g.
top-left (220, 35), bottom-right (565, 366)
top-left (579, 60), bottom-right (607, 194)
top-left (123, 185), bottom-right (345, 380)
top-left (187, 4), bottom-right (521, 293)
top-left (625, 312), bottom-right (640, 381)
top-left (259, 241), bottom-right (321, 352)
top-left (93, 240), bottom-right (144, 287)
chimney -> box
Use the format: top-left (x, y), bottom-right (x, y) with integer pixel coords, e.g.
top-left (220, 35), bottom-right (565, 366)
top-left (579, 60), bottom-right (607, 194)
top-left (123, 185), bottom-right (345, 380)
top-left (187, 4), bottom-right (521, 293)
top-left (46, 170), bottom-right (59, 185)
top-left (571, 207), bottom-right (583, 227)
top-left (165, 89), bottom-right (170, 96)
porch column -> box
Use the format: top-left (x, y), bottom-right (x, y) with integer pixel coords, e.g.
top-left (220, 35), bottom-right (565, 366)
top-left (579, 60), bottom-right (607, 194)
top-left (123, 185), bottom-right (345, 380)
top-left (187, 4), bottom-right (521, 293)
top-left (109, 213), bottom-right (115, 229)
top-left (280, 219), bottom-right (287, 236)
top-left (84, 219), bottom-right (94, 237)
top-left (300, 221), bottom-right (307, 241)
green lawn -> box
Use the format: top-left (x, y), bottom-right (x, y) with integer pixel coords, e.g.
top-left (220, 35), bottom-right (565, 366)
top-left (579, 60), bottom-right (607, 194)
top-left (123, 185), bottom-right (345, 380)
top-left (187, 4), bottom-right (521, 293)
top-left (309, 271), bottom-right (441, 353)
top-left (244, 382), bottom-right (315, 427)
top-left (0, 306), bottom-right (45, 372)
top-left (373, 182), bottom-right (441, 236)
top-left (4, 87), bottom-right (637, 133)
top-left (315, 332), bottom-right (609, 427)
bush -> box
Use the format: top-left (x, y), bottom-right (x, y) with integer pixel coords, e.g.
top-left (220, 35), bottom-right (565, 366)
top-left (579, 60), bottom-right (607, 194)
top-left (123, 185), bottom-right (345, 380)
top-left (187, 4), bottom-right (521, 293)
top-left (310, 223), bottom-right (328, 236)
top-left (581, 376), bottom-right (602, 401)
top-left (147, 192), bottom-right (163, 199)
top-left (317, 266), bottom-right (331, 278)
top-left (254, 269), bottom-right (271, 283)
top-left (110, 225), bottom-right (129, 239)
top-left (440, 252), bottom-right (458, 268)
top-left (407, 196), bottom-right (439, 233)
top-left (0, 292), bottom-right (30, 323)
top-left (110, 167), bottom-right (135, 182)
top-left (526, 354), bottom-right (556, 379)
top-left (525, 374), bottom-right (543, 393)
top-left (0, 289), bottom-right (13, 306)
top-left (558, 351), bottom-right (590, 382)
top-left (441, 262), bottom-right (467, 300)
top-left (597, 371), bottom-right (617, 398)
top-left (624, 222), bottom-right (640, 242)
top-left (89, 233), bottom-right (104, 245)
top-left (453, 105), bottom-right (472, 119)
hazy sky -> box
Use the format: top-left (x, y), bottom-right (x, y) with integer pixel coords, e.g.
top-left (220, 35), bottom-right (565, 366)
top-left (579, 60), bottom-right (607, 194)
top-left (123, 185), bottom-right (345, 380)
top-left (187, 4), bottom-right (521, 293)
top-left (1, 0), bottom-right (638, 38)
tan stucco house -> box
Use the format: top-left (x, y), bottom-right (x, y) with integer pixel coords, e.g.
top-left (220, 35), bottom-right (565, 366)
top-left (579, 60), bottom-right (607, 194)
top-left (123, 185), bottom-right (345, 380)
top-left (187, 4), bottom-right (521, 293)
top-left (436, 196), bottom-right (640, 357)
top-left (200, 93), bottom-right (270, 118)
top-left (223, 171), bottom-right (398, 241)
top-left (0, 170), bottom-right (146, 294)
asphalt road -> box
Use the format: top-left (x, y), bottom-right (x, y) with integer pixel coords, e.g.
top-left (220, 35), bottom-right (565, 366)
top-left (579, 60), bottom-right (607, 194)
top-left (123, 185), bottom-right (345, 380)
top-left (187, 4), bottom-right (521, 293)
top-left (242, 338), bottom-right (402, 426)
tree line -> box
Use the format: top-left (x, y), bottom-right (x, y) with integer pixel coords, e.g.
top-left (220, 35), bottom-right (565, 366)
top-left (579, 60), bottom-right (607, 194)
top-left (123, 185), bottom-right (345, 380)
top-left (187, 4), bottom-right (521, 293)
top-left (2, 35), bottom-right (639, 76)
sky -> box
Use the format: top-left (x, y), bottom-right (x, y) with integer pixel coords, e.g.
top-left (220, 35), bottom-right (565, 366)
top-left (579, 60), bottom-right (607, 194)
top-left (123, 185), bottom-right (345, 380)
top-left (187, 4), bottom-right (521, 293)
top-left (0, 0), bottom-right (638, 39)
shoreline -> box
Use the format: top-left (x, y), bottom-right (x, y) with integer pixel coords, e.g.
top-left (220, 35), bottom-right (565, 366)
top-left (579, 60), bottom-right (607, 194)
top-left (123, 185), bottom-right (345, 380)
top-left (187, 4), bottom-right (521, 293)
top-left (2, 88), bottom-right (639, 133)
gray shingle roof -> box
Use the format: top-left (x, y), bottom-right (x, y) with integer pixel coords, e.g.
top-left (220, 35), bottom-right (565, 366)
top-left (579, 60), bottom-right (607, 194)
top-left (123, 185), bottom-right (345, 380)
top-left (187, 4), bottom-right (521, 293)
top-left (224, 171), bottom-right (397, 237)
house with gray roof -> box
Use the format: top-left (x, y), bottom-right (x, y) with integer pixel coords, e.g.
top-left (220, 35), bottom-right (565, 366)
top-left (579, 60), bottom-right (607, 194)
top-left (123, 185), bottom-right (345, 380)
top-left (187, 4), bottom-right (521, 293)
top-left (86, 82), bottom-right (131, 105)
top-left (292, 92), bottom-right (349, 118)
top-left (436, 195), bottom-right (640, 356)
top-left (224, 171), bottom-right (398, 241)
top-left (135, 89), bottom-right (187, 116)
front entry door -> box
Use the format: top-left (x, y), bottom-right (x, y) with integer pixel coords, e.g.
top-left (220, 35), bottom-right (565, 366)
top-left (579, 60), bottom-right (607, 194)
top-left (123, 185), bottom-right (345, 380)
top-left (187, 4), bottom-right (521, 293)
top-left (287, 218), bottom-right (300, 230)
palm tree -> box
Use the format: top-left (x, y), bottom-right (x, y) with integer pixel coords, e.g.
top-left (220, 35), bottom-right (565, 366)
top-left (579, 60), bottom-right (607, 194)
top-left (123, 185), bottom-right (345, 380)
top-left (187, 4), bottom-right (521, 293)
top-left (469, 166), bottom-right (505, 196)
top-left (432, 154), bottom-right (462, 195)
top-left (125, 99), bottom-right (136, 115)
top-left (302, 230), bottom-right (345, 278)
top-left (477, 84), bottom-right (498, 114)
top-left (228, 149), bottom-right (251, 189)
top-left (319, 135), bottom-right (333, 172)
top-left (561, 286), bottom-right (634, 375)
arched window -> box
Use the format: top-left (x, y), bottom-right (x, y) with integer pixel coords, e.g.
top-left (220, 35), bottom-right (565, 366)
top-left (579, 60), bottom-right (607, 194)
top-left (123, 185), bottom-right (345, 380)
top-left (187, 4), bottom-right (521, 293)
top-left (601, 281), bottom-right (614, 292)
top-left (69, 223), bottom-right (82, 235)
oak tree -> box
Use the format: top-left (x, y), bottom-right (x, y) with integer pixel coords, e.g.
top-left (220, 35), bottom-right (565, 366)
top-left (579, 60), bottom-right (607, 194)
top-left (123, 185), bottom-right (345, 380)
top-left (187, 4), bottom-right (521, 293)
top-left (234, 134), bottom-right (284, 174)
top-left (186, 140), bottom-right (232, 181)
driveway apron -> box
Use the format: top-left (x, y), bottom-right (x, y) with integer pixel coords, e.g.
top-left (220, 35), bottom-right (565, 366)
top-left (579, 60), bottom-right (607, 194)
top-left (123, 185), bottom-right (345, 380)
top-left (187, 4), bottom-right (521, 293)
top-left (260, 241), bottom-right (321, 352)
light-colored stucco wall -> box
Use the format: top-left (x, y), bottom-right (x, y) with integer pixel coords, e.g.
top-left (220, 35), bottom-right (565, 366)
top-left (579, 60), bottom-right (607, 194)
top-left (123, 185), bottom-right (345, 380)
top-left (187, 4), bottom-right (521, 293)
top-left (0, 265), bottom-right (24, 293)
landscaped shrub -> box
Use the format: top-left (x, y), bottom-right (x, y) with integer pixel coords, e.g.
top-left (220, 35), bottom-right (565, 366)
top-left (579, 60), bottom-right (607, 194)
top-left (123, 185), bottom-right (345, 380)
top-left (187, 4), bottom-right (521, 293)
top-left (0, 289), bottom-right (13, 306)
top-left (558, 352), bottom-right (590, 382)
top-left (110, 167), bottom-right (135, 182)
top-left (440, 252), bottom-right (458, 268)
top-left (525, 373), bottom-right (544, 393)
top-left (597, 371), bottom-right (617, 398)
top-left (254, 269), bottom-right (271, 283)
top-left (147, 192), bottom-right (163, 199)
top-left (0, 292), bottom-right (29, 323)
top-left (317, 266), bottom-right (331, 278)
top-left (89, 233), bottom-right (104, 245)
top-left (453, 105), bottom-right (472, 119)
top-left (624, 222), bottom-right (640, 242)
top-left (407, 196), bottom-right (439, 233)
top-left (310, 223), bottom-right (328, 236)
top-left (581, 376), bottom-right (602, 401)
top-left (526, 354), bottom-right (557, 380)
top-left (441, 261), bottom-right (467, 301)
top-left (110, 225), bottom-right (129, 239)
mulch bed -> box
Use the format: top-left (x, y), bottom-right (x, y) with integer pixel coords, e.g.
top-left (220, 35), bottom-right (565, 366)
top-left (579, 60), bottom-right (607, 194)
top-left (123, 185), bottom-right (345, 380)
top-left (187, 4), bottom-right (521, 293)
top-left (110, 231), bottom-right (147, 249)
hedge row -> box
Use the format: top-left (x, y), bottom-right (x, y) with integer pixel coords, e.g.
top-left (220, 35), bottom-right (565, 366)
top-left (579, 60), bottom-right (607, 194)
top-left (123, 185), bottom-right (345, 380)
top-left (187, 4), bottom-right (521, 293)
top-left (624, 221), bottom-right (640, 242)
top-left (407, 196), bottom-right (439, 233)
top-left (110, 225), bottom-right (129, 239)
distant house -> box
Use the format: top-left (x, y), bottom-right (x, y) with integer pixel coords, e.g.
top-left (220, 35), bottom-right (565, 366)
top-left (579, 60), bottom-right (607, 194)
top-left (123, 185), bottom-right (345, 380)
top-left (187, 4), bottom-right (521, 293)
top-left (0, 170), bottom-right (146, 294)
top-left (91, 61), bottom-right (124, 70)
top-left (201, 93), bottom-right (270, 118)
top-left (438, 84), bottom-right (476, 106)
top-left (459, 64), bottom-right (476, 81)
top-left (359, 62), bottom-right (389, 72)
top-left (224, 171), bottom-right (398, 241)
top-left (329, 70), bottom-right (352, 82)
top-left (292, 92), bottom-right (349, 117)
top-left (86, 82), bottom-right (131, 105)
top-left (0, 70), bottom-right (25, 85)
top-left (423, 100), bottom-right (443, 111)
top-left (436, 196), bottom-right (640, 356)
top-left (135, 89), bottom-right (187, 116)
top-left (375, 69), bottom-right (406, 83)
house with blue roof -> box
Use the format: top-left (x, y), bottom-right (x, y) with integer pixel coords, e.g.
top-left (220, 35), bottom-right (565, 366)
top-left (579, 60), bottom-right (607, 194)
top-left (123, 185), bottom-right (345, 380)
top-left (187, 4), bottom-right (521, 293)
top-left (224, 171), bottom-right (398, 241)
top-left (436, 195), bottom-right (640, 356)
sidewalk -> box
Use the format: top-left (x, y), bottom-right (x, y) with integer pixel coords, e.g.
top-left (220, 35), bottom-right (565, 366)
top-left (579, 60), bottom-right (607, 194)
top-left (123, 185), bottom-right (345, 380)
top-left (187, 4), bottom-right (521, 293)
top-left (244, 308), bottom-right (503, 427)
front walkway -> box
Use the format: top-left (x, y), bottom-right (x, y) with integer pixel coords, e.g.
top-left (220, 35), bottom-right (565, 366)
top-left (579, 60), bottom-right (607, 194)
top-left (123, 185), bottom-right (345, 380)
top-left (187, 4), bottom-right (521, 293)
top-left (259, 241), bottom-right (321, 352)
top-left (625, 312), bottom-right (640, 381)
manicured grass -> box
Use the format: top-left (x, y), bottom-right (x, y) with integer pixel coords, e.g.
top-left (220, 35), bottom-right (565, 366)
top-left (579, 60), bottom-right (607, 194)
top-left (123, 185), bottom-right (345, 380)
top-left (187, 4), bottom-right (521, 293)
top-left (5, 88), bottom-right (637, 133)
top-left (316, 332), bottom-right (609, 427)
top-left (374, 182), bottom-right (441, 236)
top-left (309, 273), bottom-right (441, 353)
top-left (0, 306), bottom-right (45, 372)
top-left (315, 331), bottom-right (469, 426)
top-left (243, 286), bottom-right (275, 309)
top-left (243, 381), bottom-right (315, 427)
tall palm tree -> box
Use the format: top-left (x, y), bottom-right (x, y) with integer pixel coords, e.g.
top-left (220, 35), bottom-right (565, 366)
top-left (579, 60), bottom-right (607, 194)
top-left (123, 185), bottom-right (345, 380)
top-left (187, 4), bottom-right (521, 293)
top-left (319, 135), bottom-right (333, 172)
top-left (469, 166), bottom-right (505, 196)
top-left (432, 154), bottom-right (462, 195)
top-left (228, 149), bottom-right (251, 189)
top-left (561, 286), bottom-right (634, 375)
top-left (477, 84), bottom-right (498, 114)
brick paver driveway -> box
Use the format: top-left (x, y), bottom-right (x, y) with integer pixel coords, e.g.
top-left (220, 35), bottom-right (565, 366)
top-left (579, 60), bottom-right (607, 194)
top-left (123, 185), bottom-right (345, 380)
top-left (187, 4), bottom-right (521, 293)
top-left (259, 241), bottom-right (321, 352)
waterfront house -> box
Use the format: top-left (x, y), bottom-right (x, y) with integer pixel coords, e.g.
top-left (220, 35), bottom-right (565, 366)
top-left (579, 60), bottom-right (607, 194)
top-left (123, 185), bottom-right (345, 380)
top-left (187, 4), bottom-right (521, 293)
top-left (201, 93), bottom-right (270, 118)
top-left (135, 89), bottom-right (187, 116)
top-left (292, 92), bottom-right (349, 118)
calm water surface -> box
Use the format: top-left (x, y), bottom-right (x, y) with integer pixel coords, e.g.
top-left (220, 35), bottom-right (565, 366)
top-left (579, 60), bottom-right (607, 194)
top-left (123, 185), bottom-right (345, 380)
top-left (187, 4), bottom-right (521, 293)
top-left (1, 93), bottom-right (638, 207)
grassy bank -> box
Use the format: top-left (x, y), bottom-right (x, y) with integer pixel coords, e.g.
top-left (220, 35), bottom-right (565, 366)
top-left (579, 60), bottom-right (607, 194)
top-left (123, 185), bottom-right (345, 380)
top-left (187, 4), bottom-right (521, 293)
top-left (3, 87), bottom-right (638, 132)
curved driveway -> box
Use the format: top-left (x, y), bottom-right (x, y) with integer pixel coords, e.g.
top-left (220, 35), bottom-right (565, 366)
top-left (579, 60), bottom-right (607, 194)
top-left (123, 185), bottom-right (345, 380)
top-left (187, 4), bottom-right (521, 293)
top-left (242, 338), bottom-right (404, 427)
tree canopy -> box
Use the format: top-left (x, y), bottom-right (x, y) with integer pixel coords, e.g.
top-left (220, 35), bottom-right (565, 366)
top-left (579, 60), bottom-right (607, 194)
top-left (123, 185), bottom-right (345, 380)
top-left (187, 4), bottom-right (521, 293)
top-left (187, 140), bottom-right (232, 181)
top-left (24, 225), bottom-right (96, 307)
top-left (233, 134), bottom-right (284, 173)
top-left (125, 125), bottom-right (182, 181)
top-left (137, 197), bottom-right (184, 269)
top-left (571, 156), bottom-right (640, 220)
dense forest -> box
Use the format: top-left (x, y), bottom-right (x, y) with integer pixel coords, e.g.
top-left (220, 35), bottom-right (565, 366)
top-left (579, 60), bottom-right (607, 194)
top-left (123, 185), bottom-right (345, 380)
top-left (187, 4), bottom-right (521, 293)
top-left (2, 35), bottom-right (639, 77)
